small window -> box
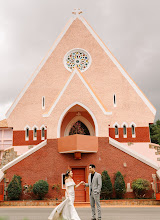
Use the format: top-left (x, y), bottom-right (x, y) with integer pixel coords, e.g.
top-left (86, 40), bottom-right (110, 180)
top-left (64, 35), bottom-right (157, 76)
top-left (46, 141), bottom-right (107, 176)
top-left (131, 125), bottom-right (135, 135)
top-left (115, 125), bottom-right (119, 137)
top-left (41, 127), bottom-right (45, 140)
top-left (25, 128), bottom-right (29, 141)
top-left (123, 125), bottom-right (127, 138)
top-left (113, 94), bottom-right (116, 107)
top-left (123, 125), bottom-right (127, 135)
top-left (42, 96), bottom-right (45, 109)
top-left (33, 127), bottom-right (37, 140)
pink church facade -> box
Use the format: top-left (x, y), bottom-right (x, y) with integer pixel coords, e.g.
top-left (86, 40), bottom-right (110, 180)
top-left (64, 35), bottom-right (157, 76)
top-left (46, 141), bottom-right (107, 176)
top-left (0, 9), bottom-right (159, 202)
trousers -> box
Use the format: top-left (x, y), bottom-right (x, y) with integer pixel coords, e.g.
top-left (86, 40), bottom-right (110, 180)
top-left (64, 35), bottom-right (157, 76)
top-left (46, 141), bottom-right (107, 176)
top-left (90, 191), bottom-right (101, 219)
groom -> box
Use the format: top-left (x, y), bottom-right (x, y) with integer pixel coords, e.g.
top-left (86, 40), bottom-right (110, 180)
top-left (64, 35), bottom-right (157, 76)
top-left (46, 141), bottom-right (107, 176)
top-left (83, 164), bottom-right (102, 220)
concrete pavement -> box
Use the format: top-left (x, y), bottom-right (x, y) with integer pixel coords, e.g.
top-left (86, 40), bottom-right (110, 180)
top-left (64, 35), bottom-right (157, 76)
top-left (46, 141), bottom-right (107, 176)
top-left (1, 207), bottom-right (160, 220)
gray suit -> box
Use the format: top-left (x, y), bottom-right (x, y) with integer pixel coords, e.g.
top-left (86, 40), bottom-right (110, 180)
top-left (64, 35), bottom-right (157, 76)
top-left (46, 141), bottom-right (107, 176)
top-left (85, 172), bottom-right (102, 219)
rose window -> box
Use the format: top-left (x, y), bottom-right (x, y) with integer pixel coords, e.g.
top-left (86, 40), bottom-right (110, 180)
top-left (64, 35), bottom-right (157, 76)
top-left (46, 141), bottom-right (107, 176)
top-left (64, 49), bottom-right (91, 72)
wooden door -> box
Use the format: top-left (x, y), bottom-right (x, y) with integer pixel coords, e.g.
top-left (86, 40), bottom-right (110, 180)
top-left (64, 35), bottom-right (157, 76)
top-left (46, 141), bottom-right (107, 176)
top-left (0, 183), bottom-right (4, 201)
top-left (72, 168), bottom-right (85, 202)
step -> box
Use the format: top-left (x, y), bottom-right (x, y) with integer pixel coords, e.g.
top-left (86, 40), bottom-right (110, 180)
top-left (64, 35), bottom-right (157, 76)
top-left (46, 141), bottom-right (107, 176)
top-left (0, 199), bottom-right (160, 206)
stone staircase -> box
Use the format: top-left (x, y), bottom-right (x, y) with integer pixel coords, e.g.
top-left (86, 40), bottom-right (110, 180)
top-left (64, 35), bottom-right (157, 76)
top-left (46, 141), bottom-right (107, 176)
top-left (0, 148), bottom-right (19, 168)
top-left (149, 143), bottom-right (160, 162)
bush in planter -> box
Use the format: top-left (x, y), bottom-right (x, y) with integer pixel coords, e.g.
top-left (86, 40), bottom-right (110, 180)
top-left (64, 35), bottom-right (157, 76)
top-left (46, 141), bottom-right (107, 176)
top-left (33, 180), bottom-right (49, 200)
top-left (132, 178), bottom-right (151, 198)
top-left (101, 170), bottom-right (113, 199)
top-left (114, 171), bottom-right (126, 199)
top-left (7, 175), bottom-right (22, 200)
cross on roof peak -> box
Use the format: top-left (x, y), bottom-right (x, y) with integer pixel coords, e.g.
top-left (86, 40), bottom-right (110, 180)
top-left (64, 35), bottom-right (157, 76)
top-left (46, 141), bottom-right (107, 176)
top-left (72, 8), bottom-right (82, 17)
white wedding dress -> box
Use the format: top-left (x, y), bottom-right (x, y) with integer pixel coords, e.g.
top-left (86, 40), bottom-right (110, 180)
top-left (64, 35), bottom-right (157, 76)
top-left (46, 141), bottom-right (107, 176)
top-left (48, 181), bottom-right (81, 220)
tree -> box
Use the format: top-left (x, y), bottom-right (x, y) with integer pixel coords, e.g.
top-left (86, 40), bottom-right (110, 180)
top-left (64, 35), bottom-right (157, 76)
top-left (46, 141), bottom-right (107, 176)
top-left (114, 171), bottom-right (126, 199)
top-left (132, 178), bottom-right (151, 198)
top-left (7, 175), bottom-right (22, 200)
top-left (33, 180), bottom-right (49, 200)
top-left (101, 170), bottom-right (113, 199)
top-left (149, 120), bottom-right (160, 145)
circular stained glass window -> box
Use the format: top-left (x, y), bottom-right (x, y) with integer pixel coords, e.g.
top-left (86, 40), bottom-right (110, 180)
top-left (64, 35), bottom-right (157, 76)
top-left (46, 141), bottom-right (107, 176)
top-left (64, 49), bottom-right (91, 72)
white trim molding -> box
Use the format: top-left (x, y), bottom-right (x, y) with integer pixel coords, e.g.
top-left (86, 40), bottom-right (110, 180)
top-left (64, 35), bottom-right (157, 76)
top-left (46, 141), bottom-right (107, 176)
top-left (121, 122), bottom-right (128, 127)
top-left (0, 140), bottom-right (47, 182)
top-left (130, 122), bottom-right (136, 138)
top-left (113, 122), bottom-right (120, 128)
top-left (57, 102), bottom-right (98, 138)
top-left (5, 15), bottom-right (156, 120)
top-left (113, 122), bottom-right (120, 139)
top-left (40, 125), bottom-right (47, 130)
top-left (79, 16), bottom-right (156, 116)
top-left (40, 125), bottom-right (46, 140)
top-left (32, 125), bottom-right (38, 141)
top-left (5, 17), bottom-right (75, 119)
top-left (24, 125), bottom-right (31, 130)
top-left (129, 122), bottom-right (137, 127)
top-left (64, 116), bottom-right (95, 136)
top-left (109, 137), bottom-right (159, 170)
top-left (121, 122), bottom-right (128, 138)
top-left (32, 125), bottom-right (39, 130)
top-left (43, 68), bottom-right (112, 117)
top-left (59, 150), bottom-right (97, 153)
top-left (63, 48), bottom-right (92, 73)
top-left (24, 125), bottom-right (30, 141)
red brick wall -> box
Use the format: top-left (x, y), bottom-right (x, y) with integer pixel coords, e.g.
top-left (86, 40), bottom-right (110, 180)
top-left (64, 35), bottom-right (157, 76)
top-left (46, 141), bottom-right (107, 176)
top-left (109, 127), bottom-right (150, 142)
top-left (5, 138), bottom-right (155, 201)
top-left (13, 130), bottom-right (47, 146)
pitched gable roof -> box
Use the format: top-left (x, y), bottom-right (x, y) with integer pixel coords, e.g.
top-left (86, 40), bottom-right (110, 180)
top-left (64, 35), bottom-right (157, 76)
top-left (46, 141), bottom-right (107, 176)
top-left (79, 16), bottom-right (156, 115)
top-left (43, 67), bottom-right (112, 117)
top-left (5, 13), bottom-right (156, 119)
top-left (5, 17), bottom-right (75, 119)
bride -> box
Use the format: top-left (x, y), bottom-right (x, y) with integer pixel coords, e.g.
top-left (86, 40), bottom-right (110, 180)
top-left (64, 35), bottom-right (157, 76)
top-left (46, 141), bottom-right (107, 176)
top-left (48, 170), bottom-right (83, 220)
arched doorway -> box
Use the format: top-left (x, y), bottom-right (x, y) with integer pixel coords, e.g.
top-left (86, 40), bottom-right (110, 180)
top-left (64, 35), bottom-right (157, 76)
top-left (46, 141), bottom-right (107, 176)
top-left (57, 102), bottom-right (98, 138)
top-left (59, 103), bottom-right (96, 137)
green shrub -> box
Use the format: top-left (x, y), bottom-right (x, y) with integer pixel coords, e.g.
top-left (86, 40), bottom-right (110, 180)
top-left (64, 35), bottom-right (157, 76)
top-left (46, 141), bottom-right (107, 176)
top-left (7, 175), bottom-right (22, 200)
top-left (114, 171), bottom-right (126, 199)
top-left (101, 170), bottom-right (113, 199)
top-left (132, 178), bottom-right (151, 198)
top-left (33, 180), bottom-right (49, 200)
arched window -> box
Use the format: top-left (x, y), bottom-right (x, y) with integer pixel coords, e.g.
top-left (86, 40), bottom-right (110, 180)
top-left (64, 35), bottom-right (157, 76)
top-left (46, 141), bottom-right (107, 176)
top-left (25, 128), bottom-right (29, 141)
top-left (123, 125), bottom-right (127, 135)
top-left (69, 121), bottom-right (90, 136)
top-left (131, 125), bottom-right (135, 136)
top-left (41, 127), bottom-right (45, 140)
top-left (33, 127), bottom-right (37, 140)
top-left (115, 125), bottom-right (119, 137)
top-left (130, 123), bottom-right (136, 138)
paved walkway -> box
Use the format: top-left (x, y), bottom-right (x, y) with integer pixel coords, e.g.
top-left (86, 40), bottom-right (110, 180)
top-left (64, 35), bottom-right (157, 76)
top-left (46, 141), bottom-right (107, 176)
top-left (1, 207), bottom-right (160, 220)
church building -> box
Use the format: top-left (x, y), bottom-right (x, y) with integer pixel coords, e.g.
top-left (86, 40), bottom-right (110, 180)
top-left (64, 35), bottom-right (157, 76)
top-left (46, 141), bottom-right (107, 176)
top-left (0, 9), bottom-right (160, 202)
